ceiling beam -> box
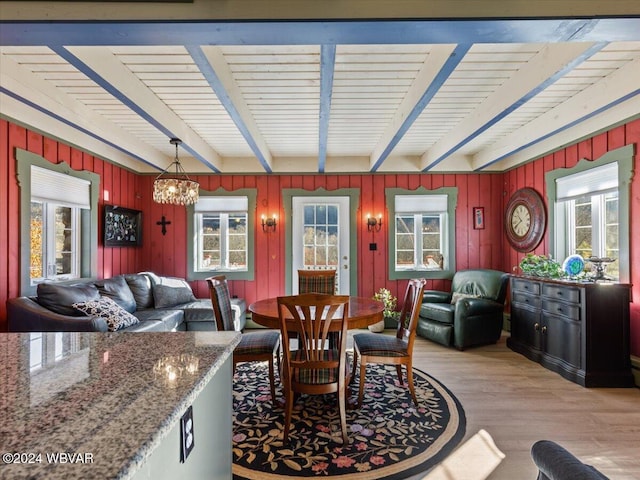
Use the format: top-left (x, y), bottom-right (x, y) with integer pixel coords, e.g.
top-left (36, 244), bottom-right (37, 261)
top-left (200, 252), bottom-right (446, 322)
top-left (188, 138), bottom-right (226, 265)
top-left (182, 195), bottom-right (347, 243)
top-left (0, 54), bottom-right (161, 172)
top-left (2, 1), bottom-right (640, 21)
top-left (421, 42), bottom-right (606, 171)
top-left (59, 45), bottom-right (222, 173)
top-left (195, 45), bottom-right (273, 173)
top-left (370, 44), bottom-right (468, 171)
top-left (3, 19), bottom-right (640, 46)
top-left (471, 56), bottom-right (640, 170)
top-left (318, 44), bottom-right (336, 173)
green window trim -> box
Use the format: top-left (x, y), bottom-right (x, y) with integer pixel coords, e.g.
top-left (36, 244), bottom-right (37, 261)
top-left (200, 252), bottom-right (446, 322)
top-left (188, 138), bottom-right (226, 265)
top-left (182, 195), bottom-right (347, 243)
top-left (186, 187), bottom-right (257, 281)
top-left (16, 148), bottom-right (100, 296)
top-left (545, 144), bottom-right (634, 283)
top-left (282, 188), bottom-right (360, 295)
top-left (386, 186), bottom-right (458, 281)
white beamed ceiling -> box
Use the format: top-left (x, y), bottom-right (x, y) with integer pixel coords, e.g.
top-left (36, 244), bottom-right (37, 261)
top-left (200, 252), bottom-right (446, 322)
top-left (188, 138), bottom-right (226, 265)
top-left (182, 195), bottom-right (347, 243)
top-left (1, 22), bottom-right (640, 175)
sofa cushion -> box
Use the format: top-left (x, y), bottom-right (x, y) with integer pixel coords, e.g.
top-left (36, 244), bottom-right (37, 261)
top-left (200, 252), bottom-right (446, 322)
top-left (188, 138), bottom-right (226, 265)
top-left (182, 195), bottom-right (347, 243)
top-left (94, 275), bottom-right (136, 313)
top-left (72, 296), bottom-right (140, 331)
top-left (140, 271), bottom-right (162, 286)
top-left (124, 274), bottom-right (154, 309)
top-left (177, 299), bottom-right (215, 323)
top-left (153, 277), bottom-right (196, 308)
top-left (153, 284), bottom-right (197, 308)
top-left (134, 309), bottom-right (183, 331)
top-left (37, 283), bottom-right (100, 316)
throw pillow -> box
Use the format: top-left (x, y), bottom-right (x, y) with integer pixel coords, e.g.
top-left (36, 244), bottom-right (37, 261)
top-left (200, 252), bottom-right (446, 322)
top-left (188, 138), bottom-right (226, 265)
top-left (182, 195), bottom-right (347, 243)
top-left (450, 292), bottom-right (480, 305)
top-left (94, 275), bottom-right (137, 313)
top-left (72, 296), bottom-right (140, 332)
top-left (153, 284), bottom-right (197, 308)
top-left (37, 283), bottom-right (100, 316)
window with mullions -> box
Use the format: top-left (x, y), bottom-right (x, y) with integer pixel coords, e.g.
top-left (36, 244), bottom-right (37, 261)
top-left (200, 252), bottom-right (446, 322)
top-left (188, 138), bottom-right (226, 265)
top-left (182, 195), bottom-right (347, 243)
top-left (395, 213), bottom-right (445, 270)
top-left (17, 149), bottom-right (99, 296)
top-left (196, 211), bottom-right (248, 271)
top-left (187, 189), bottom-right (256, 281)
top-left (30, 201), bottom-right (80, 282)
top-left (567, 192), bottom-right (619, 276)
top-left (387, 187), bottom-right (457, 280)
top-left (546, 145), bottom-right (633, 283)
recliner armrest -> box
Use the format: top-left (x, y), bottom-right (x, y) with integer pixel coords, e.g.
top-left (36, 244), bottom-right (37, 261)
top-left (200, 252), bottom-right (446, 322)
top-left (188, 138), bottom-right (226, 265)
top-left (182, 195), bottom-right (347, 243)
top-left (422, 290), bottom-right (451, 304)
top-left (454, 297), bottom-right (503, 317)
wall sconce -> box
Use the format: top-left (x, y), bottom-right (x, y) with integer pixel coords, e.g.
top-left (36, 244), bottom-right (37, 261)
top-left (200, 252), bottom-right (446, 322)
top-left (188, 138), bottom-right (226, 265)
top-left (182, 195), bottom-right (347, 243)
top-left (367, 213), bottom-right (382, 232)
top-left (262, 214), bottom-right (277, 233)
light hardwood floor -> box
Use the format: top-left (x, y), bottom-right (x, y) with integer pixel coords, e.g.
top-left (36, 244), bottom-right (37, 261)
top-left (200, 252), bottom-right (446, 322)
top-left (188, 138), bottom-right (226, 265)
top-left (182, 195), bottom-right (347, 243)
top-left (370, 332), bottom-right (640, 480)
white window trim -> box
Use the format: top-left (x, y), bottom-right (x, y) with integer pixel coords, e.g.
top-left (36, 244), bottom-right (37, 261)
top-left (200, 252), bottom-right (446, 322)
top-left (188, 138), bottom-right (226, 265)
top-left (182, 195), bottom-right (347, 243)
top-left (17, 149), bottom-right (100, 296)
top-left (194, 211), bottom-right (249, 272)
top-left (386, 186), bottom-right (457, 280)
top-left (545, 144), bottom-right (634, 283)
top-left (187, 188), bottom-right (257, 281)
top-left (31, 202), bottom-right (82, 283)
top-left (395, 212), bottom-right (448, 271)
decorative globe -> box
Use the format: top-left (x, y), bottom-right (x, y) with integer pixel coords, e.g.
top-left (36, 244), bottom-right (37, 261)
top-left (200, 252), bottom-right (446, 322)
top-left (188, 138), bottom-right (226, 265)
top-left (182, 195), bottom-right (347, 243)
top-left (562, 255), bottom-right (585, 277)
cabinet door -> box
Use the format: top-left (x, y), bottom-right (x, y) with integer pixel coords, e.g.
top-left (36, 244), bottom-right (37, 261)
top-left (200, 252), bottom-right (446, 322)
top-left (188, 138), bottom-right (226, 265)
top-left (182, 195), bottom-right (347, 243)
top-left (511, 303), bottom-right (541, 351)
top-left (544, 314), bottom-right (581, 368)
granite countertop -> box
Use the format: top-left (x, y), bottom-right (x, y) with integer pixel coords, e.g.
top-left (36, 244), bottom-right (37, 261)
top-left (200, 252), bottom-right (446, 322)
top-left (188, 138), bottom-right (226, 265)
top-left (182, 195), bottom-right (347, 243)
top-left (0, 331), bottom-right (240, 480)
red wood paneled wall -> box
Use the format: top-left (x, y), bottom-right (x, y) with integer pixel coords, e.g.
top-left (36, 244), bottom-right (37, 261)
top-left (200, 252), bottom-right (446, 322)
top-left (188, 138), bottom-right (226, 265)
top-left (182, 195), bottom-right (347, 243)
top-left (135, 172), bottom-right (505, 306)
top-left (0, 120), bottom-right (140, 331)
top-left (1, 117), bottom-right (639, 358)
top-left (501, 119), bottom-right (640, 355)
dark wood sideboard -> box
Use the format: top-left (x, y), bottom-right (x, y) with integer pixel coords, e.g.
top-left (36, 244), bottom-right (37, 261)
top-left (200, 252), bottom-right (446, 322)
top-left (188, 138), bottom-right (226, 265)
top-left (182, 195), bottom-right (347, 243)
top-left (507, 275), bottom-right (633, 387)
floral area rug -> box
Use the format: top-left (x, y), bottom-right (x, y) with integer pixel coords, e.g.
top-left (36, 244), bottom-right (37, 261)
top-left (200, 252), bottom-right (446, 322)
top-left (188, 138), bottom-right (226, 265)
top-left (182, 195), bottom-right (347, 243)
top-left (232, 359), bottom-right (466, 479)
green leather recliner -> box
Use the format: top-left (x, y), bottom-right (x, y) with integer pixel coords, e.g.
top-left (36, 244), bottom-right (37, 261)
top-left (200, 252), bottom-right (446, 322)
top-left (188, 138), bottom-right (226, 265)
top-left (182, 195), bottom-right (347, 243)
top-left (417, 269), bottom-right (509, 350)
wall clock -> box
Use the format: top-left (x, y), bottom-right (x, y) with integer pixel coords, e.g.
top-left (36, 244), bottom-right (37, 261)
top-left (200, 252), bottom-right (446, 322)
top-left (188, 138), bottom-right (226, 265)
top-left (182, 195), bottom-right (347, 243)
top-left (504, 187), bottom-right (546, 252)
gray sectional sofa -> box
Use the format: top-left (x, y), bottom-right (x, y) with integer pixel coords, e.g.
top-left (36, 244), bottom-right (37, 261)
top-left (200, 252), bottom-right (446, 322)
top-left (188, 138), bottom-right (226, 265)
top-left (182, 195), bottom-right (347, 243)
top-left (7, 272), bottom-right (246, 333)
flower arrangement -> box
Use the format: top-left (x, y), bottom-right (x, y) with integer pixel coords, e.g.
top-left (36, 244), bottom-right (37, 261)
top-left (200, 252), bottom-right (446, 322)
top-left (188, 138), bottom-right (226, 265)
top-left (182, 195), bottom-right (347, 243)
top-left (517, 254), bottom-right (563, 278)
top-left (373, 288), bottom-right (400, 320)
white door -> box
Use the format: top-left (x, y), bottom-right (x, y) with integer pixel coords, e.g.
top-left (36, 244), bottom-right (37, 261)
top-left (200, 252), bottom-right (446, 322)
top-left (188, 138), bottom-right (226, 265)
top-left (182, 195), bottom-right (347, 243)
top-left (292, 196), bottom-right (350, 294)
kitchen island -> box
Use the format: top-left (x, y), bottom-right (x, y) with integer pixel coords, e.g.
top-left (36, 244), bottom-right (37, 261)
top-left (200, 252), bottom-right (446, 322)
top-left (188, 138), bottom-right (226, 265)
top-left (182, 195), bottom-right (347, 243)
top-left (0, 331), bottom-right (240, 479)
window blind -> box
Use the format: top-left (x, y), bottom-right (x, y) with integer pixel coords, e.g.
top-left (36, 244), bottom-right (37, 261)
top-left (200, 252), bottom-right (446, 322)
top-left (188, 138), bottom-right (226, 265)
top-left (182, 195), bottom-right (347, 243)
top-left (195, 196), bottom-right (248, 212)
top-left (556, 162), bottom-right (618, 201)
top-left (395, 194), bottom-right (448, 213)
top-left (31, 165), bottom-right (91, 209)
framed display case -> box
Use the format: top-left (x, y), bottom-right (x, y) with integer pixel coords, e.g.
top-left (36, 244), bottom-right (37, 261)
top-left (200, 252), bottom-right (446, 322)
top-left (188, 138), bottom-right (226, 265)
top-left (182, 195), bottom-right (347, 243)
top-left (104, 205), bottom-right (142, 247)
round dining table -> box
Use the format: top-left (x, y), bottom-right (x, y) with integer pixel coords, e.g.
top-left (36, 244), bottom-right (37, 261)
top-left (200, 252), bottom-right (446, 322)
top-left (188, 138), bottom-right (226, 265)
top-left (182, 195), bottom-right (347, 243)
top-left (249, 296), bottom-right (384, 330)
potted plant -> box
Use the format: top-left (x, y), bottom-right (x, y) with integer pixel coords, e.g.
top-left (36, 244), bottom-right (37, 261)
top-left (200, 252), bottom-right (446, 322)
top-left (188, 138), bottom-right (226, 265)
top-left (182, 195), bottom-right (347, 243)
top-left (517, 254), bottom-right (563, 278)
top-left (370, 288), bottom-right (400, 332)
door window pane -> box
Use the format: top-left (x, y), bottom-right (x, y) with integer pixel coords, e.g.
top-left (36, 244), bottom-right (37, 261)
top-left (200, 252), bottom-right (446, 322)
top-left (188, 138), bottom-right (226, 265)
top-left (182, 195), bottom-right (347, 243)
top-left (303, 203), bottom-right (339, 268)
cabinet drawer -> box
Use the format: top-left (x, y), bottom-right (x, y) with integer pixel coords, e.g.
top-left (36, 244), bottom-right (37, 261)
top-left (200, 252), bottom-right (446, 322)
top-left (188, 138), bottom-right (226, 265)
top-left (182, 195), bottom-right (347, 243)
top-left (542, 284), bottom-right (581, 304)
top-left (512, 291), bottom-right (541, 308)
top-left (511, 278), bottom-right (541, 295)
top-left (542, 299), bottom-right (580, 320)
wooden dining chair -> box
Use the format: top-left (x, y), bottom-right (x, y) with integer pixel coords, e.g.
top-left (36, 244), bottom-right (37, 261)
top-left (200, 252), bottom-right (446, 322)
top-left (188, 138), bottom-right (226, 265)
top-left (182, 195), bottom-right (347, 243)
top-left (351, 279), bottom-right (426, 407)
top-left (206, 275), bottom-right (281, 403)
top-left (297, 269), bottom-right (337, 294)
top-left (277, 293), bottom-right (351, 445)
